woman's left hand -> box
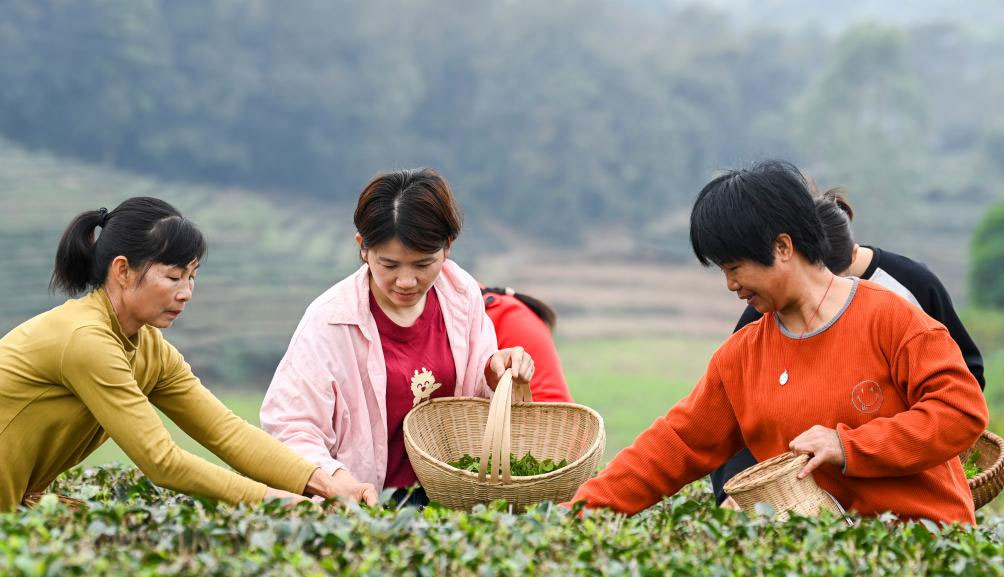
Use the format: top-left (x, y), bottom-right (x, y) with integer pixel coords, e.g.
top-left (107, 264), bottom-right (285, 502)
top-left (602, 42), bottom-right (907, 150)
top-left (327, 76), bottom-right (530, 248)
top-left (264, 486), bottom-right (315, 507)
top-left (485, 346), bottom-right (535, 390)
top-left (789, 425), bottom-right (846, 479)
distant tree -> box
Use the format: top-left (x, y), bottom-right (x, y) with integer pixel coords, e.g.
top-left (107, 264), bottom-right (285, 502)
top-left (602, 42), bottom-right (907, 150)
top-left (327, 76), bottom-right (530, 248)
top-left (790, 24), bottom-right (929, 241)
top-left (970, 199), bottom-right (1004, 308)
top-left (986, 129), bottom-right (1004, 174)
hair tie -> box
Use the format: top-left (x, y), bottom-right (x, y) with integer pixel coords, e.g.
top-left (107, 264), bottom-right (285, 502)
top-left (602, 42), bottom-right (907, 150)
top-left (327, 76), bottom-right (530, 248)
top-left (97, 207), bottom-right (109, 227)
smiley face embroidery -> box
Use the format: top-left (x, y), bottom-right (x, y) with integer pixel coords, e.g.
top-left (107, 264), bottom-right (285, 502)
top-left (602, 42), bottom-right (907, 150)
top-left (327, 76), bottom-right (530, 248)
top-left (851, 380), bottom-right (883, 414)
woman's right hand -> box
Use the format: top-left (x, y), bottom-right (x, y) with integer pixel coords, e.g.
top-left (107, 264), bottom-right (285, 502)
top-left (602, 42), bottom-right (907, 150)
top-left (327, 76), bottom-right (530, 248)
top-left (485, 346), bottom-right (535, 391)
top-left (305, 467), bottom-right (379, 506)
top-left (721, 496), bottom-right (741, 511)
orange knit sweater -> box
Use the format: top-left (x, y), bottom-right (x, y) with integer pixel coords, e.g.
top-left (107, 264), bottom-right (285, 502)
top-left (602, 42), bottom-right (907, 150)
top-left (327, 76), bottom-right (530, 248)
top-left (571, 280), bottom-right (988, 524)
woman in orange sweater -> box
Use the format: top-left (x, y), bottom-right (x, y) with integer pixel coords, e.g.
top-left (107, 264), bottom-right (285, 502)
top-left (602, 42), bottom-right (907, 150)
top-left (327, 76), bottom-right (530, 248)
top-left (569, 160), bottom-right (988, 524)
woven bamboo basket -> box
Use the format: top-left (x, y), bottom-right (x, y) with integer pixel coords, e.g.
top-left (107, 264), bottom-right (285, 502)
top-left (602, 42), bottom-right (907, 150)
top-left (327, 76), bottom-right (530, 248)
top-left (964, 430), bottom-right (1004, 510)
top-left (723, 451), bottom-right (845, 521)
top-left (21, 492), bottom-right (85, 511)
top-left (403, 369), bottom-right (604, 511)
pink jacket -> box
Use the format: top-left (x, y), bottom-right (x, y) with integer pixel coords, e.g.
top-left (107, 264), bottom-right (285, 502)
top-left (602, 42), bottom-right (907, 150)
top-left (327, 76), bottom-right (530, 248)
top-left (260, 260), bottom-right (497, 490)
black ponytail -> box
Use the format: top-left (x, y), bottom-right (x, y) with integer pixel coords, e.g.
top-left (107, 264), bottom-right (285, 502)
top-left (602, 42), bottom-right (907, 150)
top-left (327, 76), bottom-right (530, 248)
top-left (50, 197), bottom-right (207, 296)
top-left (824, 188), bottom-right (854, 221)
top-left (481, 287), bottom-right (557, 331)
top-left (50, 210), bottom-right (107, 295)
top-left (814, 188), bottom-right (855, 275)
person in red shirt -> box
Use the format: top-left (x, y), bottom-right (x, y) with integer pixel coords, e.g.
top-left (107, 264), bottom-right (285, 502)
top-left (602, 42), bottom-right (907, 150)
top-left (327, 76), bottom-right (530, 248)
top-left (568, 160), bottom-right (988, 524)
top-left (480, 286), bottom-right (573, 403)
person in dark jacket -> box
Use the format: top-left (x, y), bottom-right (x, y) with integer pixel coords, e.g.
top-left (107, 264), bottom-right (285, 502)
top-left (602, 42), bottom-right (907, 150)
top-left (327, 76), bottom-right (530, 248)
top-left (711, 189), bottom-right (985, 506)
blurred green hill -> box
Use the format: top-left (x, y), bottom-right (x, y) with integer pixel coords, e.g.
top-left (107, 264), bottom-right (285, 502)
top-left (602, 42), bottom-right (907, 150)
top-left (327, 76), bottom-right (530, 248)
top-left (1, 0), bottom-right (1003, 264)
top-left (699, 0), bottom-right (1004, 34)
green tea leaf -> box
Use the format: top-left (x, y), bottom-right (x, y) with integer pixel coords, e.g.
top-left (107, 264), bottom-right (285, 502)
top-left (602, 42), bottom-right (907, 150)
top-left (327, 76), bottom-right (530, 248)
top-left (447, 452), bottom-right (569, 476)
top-left (964, 450), bottom-right (983, 479)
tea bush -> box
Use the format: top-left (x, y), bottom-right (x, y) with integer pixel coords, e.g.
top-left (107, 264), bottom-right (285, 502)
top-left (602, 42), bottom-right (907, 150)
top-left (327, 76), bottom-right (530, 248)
top-left (2, 464), bottom-right (1003, 576)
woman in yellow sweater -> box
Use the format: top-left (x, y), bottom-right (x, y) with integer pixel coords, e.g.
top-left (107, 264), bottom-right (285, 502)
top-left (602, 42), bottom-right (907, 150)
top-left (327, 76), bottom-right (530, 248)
top-left (0, 197), bottom-right (378, 512)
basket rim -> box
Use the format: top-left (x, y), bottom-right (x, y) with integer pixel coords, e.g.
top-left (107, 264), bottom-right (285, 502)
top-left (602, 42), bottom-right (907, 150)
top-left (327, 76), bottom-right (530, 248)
top-left (969, 430), bottom-right (1004, 489)
top-left (21, 492), bottom-right (86, 510)
top-left (403, 396), bottom-right (606, 482)
top-left (723, 451), bottom-right (809, 496)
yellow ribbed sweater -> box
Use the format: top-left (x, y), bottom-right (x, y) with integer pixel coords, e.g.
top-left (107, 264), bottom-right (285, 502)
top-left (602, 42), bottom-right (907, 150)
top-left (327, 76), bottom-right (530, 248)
top-left (0, 289), bottom-right (317, 511)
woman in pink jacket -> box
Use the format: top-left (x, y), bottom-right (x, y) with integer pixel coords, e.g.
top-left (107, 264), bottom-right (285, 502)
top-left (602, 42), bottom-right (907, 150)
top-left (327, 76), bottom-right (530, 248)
top-left (260, 169), bottom-right (535, 506)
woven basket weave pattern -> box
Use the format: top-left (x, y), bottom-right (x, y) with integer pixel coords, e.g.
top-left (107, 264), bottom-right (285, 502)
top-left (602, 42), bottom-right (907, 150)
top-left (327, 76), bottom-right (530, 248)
top-left (404, 371), bottom-right (604, 511)
top-left (723, 452), bottom-right (842, 521)
top-left (21, 492), bottom-right (85, 511)
top-left (964, 430), bottom-right (1004, 510)
top-left (725, 430), bottom-right (1004, 518)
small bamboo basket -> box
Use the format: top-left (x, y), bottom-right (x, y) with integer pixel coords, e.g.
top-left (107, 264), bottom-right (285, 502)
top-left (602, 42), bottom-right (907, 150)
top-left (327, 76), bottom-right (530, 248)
top-left (21, 492), bottom-right (86, 512)
top-left (723, 451), bottom-right (845, 521)
top-left (964, 430), bottom-right (1004, 510)
top-left (404, 369), bottom-right (604, 511)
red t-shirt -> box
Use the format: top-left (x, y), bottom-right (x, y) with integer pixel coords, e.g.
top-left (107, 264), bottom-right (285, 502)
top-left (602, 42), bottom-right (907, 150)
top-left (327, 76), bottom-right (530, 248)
top-left (483, 290), bottom-right (572, 402)
top-left (371, 287), bottom-right (456, 488)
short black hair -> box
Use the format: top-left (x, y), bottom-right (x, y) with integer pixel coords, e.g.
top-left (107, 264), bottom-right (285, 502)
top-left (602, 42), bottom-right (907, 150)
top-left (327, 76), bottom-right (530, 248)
top-left (690, 160), bottom-right (826, 267)
top-left (354, 168), bottom-right (462, 254)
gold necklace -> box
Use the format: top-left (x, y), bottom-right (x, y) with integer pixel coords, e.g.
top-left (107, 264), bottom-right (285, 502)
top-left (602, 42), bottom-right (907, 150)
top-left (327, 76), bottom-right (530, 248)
top-left (778, 274), bottom-right (835, 386)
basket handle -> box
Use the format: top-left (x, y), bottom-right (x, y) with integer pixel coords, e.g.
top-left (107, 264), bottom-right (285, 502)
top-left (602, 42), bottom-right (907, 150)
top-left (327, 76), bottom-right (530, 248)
top-left (477, 368), bottom-right (533, 483)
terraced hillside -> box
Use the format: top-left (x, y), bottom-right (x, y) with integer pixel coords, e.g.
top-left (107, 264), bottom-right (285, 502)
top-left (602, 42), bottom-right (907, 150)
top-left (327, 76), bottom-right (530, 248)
top-left (1, 140), bottom-right (746, 388)
top-left (0, 140), bottom-right (361, 388)
top-left (475, 245), bottom-right (741, 340)
top-left (6, 139), bottom-right (986, 392)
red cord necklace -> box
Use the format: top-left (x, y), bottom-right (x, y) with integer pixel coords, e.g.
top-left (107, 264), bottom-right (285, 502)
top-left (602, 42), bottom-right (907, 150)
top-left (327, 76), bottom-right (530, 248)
top-left (778, 273), bottom-right (835, 386)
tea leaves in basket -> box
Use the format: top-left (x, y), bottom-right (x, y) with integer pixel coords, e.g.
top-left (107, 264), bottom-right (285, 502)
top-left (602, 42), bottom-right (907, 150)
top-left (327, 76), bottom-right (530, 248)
top-left (964, 450), bottom-right (983, 479)
top-left (447, 452), bottom-right (569, 476)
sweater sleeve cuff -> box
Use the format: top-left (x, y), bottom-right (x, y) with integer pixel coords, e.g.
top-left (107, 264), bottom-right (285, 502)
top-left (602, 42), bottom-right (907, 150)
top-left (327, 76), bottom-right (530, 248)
top-left (836, 423), bottom-right (851, 476)
top-left (319, 459), bottom-right (345, 477)
top-left (248, 480), bottom-right (269, 504)
top-left (290, 461), bottom-right (321, 495)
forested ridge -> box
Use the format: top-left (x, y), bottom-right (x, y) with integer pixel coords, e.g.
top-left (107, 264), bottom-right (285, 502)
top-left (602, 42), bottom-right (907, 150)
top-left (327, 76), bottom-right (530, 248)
top-left (2, 0), bottom-right (1002, 256)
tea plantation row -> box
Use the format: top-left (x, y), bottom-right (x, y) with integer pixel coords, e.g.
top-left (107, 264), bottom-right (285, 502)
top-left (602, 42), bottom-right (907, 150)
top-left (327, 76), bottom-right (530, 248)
top-left (3, 465), bottom-right (1003, 576)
